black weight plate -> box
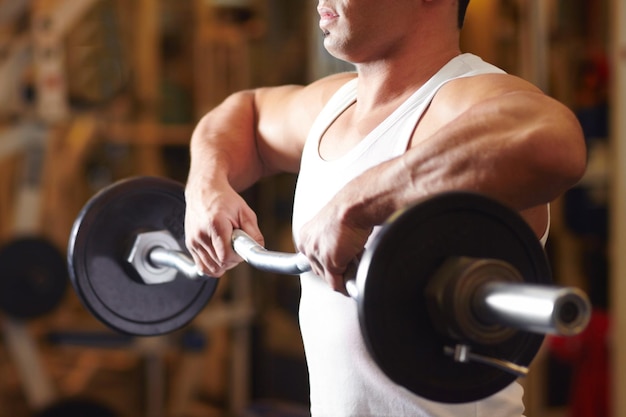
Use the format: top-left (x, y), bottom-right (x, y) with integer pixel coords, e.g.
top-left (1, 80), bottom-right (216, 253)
top-left (357, 192), bottom-right (551, 403)
top-left (0, 237), bottom-right (68, 319)
top-left (68, 176), bottom-right (218, 336)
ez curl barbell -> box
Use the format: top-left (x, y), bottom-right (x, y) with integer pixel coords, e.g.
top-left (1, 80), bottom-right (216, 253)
top-left (67, 176), bottom-right (591, 403)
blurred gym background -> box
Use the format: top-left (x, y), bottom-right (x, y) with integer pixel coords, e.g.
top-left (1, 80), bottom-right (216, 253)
top-left (0, 0), bottom-right (621, 416)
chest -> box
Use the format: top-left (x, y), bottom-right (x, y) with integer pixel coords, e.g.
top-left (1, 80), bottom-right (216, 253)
top-left (317, 97), bottom-right (446, 161)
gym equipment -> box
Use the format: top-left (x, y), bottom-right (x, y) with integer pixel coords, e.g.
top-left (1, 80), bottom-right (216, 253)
top-left (0, 119), bottom-right (67, 321)
top-left (67, 176), bottom-right (591, 403)
top-left (0, 236), bottom-right (68, 319)
top-left (68, 177), bottom-right (218, 336)
top-left (0, 114), bottom-right (60, 411)
top-left (34, 397), bottom-right (120, 417)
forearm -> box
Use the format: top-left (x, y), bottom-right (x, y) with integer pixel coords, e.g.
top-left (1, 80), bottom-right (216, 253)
top-left (337, 91), bottom-right (586, 228)
top-left (187, 90), bottom-right (265, 194)
top-left (186, 81), bottom-right (324, 194)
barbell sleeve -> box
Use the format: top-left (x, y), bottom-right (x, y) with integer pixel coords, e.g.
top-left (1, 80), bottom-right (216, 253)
top-left (426, 257), bottom-right (592, 341)
top-left (474, 282), bottom-right (591, 336)
top-left (440, 284), bottom-right (591, 378)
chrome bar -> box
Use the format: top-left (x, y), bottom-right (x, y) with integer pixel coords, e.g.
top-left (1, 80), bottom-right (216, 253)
top-left (475, 282), bottom-right (591, 336)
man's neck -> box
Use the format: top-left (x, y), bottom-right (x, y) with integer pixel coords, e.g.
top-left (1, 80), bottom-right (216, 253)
top-left (353, 47), bottom-right (461, 113)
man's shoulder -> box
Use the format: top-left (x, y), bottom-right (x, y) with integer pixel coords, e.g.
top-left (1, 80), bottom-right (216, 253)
top-left (439, 72), bottom-right (543, 106)
top-left (412, 72), bottom-right (544, 142)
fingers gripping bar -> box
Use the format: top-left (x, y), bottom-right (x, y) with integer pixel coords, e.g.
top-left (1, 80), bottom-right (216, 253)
top-left (139, 229), bottom-right (310, 283)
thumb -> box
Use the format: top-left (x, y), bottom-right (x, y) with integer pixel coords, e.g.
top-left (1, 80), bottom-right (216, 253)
top-left (238, 212), bottom-right (265, 248)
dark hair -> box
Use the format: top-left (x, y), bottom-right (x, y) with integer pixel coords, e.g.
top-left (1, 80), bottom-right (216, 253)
top-left (458, 0), bottom-right (470, 28)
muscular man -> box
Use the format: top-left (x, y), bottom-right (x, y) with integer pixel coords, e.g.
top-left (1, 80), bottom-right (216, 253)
top-left (184, 0), bottom-right (586, 415)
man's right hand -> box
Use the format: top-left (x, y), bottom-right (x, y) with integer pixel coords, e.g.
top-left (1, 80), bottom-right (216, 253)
top-left (184, 180), bottom-right (264, 277)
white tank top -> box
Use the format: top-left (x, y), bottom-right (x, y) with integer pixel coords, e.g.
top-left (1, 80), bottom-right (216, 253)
top-left (292, 54), bottom-right (528, 417)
